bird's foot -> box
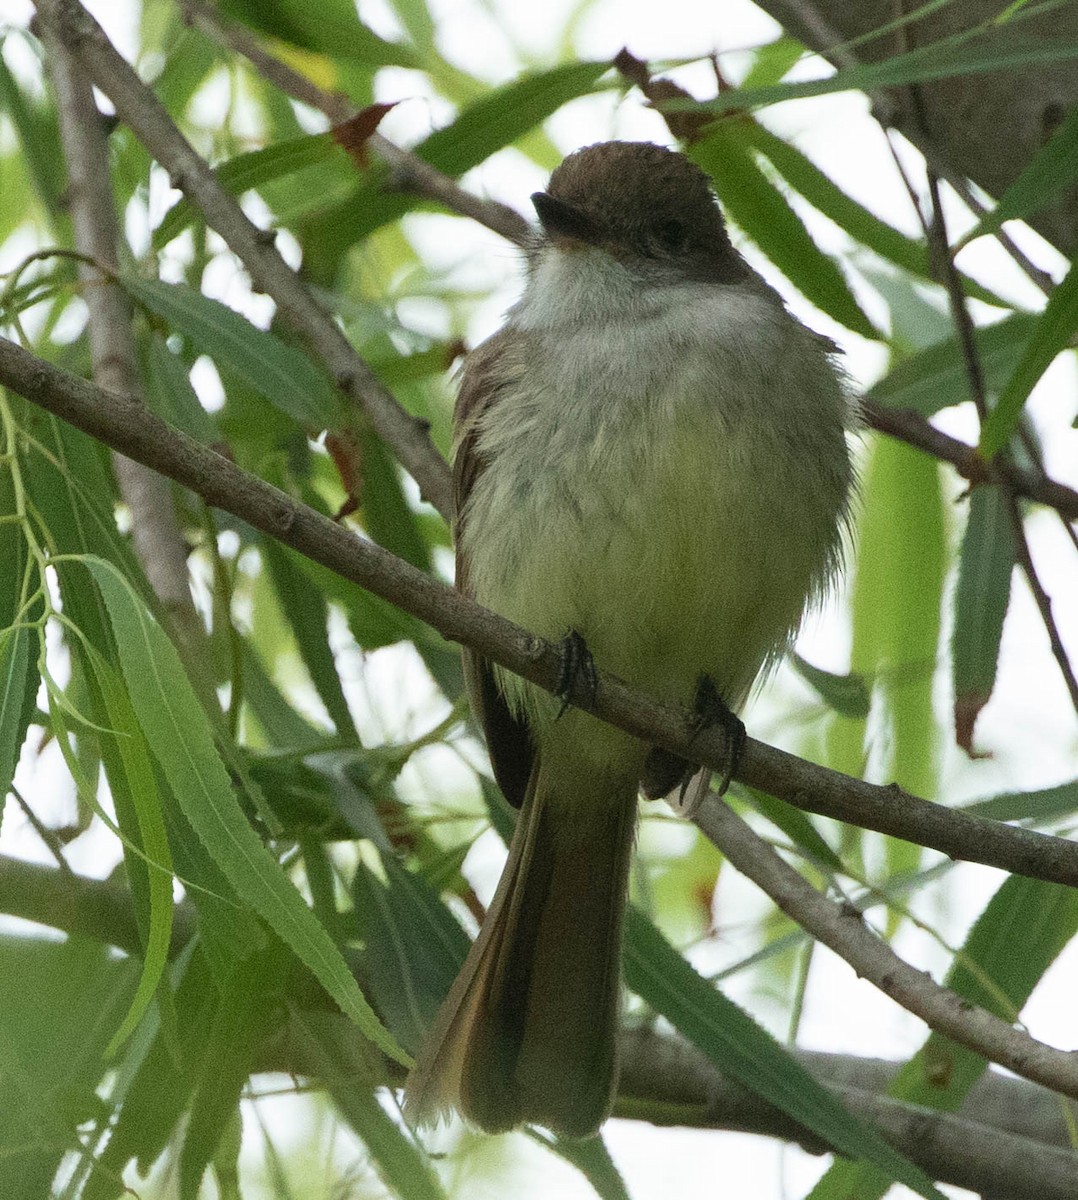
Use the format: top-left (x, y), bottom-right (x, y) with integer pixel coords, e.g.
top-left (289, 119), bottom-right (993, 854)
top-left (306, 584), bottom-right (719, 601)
top-left (555, 629), bottom-right (598, 718)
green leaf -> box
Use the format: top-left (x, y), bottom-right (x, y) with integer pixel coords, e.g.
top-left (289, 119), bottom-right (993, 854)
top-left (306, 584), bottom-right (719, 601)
top-left (979, 254), bottom-right (1078, 456)
top-left (791, 653), bottom-right (870, 718)
top-left (152, 132), bottom-right (345, 250)
top-left (261, 538), bottom-right (358, 739)
top-left (623, 908), bottom-right (945, 1200)
top-left (869, 312), bottom-right (1040, 415)
top-left (85, 948), bottom-right (219, 1200)
top-left (745, 787), bottom-right (843, 872)
top-left (684, 28), bottom-right (1078, 115)
top-left (290, 1009), bottom-right (448, 1200)
top-left (142, 334), bottom-right (220, 444)
top-left (0, 626), bottom-right (33, 810)
top-left (0, 937), bottom-right (136, 1200)
top-left (327, 60), bottom-right (611, 244)
top-left (352, 855), bottom-right (470, 1055)
top-left (0, 39), bottom-right (67, 224)
top-left (743, 122), bottom-right (1007, 308)
top-left (960, 103), bottom-right (1078, 248)
top-left (179, 943), bottom-right (289, 1200)
top-left (951, 488), bottom-right (1015, 752)
top-left (961, 778), bottom-right (1078, 822)
top-left (532, 1130), bottom-right (631, 1200)
top-left (89, 651), bottom-right (175, 1057)
top-left (740, 35), bottom-right (805, 89)
top-left (218, 0), bottom-right (418, 67)
top-left (83, 557), bottom-right (409, 1067)
top-left (689, 123), bottom-right (881, 340)
top-left (120, 277), bottom-right (341, 430)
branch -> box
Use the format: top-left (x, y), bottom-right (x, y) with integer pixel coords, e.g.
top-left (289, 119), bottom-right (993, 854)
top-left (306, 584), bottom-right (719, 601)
top-left (696, 796), bottom-right (1078, 1102)
top-left (620, 1029), bottom-right (1078, 1200)
top-left (39, 14), bottom-right (199, 635)
top-left (3, 334), bottom-right (1078, 889)
top-left (5, 850), bottom-right (1074, 1196)
top-left (33, 0), bottom-right (454, 518)
top-left (178, 0), bottom-right (531, 247)
top-left (862, 400), bottom-right (1078, 521)
top-left (0, 852), bottom-right (196, 956)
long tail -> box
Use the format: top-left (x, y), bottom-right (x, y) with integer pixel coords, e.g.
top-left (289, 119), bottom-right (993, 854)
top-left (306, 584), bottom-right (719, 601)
top-left (404, 755), bottom-right (637, 1139)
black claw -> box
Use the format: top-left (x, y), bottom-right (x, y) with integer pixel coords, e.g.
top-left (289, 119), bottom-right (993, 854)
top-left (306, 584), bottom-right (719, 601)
top-left (689, 675), bottom-right (745, 796)
top-left (555, 629), bottom-right (598, 718)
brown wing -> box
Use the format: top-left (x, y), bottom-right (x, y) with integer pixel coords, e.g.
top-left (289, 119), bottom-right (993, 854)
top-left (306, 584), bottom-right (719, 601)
top-left (454, 329), bottom-right (535, 809)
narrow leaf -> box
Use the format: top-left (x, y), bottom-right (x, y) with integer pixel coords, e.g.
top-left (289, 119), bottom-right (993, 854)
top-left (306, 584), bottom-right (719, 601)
top-left (744, 122), bottom-right (1007, 308)
top-left (152, 132), bottom-right (345, 250)
top-left (261, 538), bottom-right (357, 739)
top-left (121, 277), bottom-right (340, 430)
top-left (83, 557), bottom-right (408, 1066)
top-left (0, 626), bottom-right (32, 806)
top-left (869, 312), bottom-right (1039, 415)
top-left (961, 778), bottom-right (1078, 822)
top-left (951, 488), bottom-right (1015, 752)
top-left (979, 254), bottom-right (1078, 455)
top-left (623, 908), bottom-right (945, 1199)
top-left (90, 652), bottom-right (175, 1057)
top-left (684, 30), bottom-right (1078, 114)
top-left (690, 123), bottom-right (881, 340)
top-left (960, 103), bottom-right (1078, 247)
top-left (290, 1009), bottom-right (447, 1200)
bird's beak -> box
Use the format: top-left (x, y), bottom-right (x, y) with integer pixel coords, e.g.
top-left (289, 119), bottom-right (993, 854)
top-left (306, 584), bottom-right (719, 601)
top-left (531, 192), bottom-right (601, 246)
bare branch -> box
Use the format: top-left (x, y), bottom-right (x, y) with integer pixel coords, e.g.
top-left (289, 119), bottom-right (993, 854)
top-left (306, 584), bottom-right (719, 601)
top-left (39, 14), bottom-right (198, 635)
top-left (4, 333), bottom-right (1078, 898)
top-left (695, 796), bottom-right (1078, 1103)
top-left (33, 0), bottom-right (454, 518)
top-left (620, 1029), bottom-right (1078, 1199)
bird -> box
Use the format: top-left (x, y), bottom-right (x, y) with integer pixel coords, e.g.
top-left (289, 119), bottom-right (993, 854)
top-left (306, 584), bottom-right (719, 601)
top-left (404, 140), bottom-right (855, 1139)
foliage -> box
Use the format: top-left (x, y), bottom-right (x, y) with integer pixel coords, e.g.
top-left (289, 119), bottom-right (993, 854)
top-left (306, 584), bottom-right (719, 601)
top-left (0, 1), bottom-right (1076, 1197)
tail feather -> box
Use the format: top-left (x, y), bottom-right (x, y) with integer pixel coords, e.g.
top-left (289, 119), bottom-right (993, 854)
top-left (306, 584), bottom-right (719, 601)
top-left (404, 758), bottom-right (637, 1139)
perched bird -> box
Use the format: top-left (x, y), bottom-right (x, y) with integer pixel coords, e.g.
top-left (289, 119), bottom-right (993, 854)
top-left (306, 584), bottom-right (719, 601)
top-left (405, 140), bottom-right (854, 1139)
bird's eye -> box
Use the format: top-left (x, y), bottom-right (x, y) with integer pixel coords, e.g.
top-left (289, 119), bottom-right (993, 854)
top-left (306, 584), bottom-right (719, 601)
top-left (655, 219), bottom-right (688, 253)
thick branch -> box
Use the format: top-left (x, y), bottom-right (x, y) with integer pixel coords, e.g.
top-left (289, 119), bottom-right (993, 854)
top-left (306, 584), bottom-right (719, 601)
top-left (33, 0), bottom-right (454, 518)
top-left (620, 1030), bottom-right (1078, 1199)
top-left (3, 334), bottom-right (1078, 896)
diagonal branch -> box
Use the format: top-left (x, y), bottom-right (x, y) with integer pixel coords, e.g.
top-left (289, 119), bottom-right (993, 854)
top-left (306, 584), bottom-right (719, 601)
top-left (695, 796), bottom-right (1078, 1103)
top-left (32, 0), bottom-right (454, 518)
top-left (3, 333), bottom-right (1078, 897)
top-left (178, 0), bottom-right (531, 247)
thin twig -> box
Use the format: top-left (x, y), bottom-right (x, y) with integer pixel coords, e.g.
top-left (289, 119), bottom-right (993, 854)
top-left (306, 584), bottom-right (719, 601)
top-left (34, 0), bottom-right (454, 518)
top-left (909, 79), bottom-right (1078, 714)
top-left (178, 0), bottom-right (531, 247)
top-left (5, 334), bottom-right (1078, 893)
top-left (862, 400), bottom-right (1078, 520)
top-left (695, 796), bottom-right (1078, 1104)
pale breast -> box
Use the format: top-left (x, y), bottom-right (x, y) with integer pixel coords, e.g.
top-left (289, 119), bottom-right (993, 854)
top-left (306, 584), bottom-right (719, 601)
top-left (460, 276), bottom-right (852, 724)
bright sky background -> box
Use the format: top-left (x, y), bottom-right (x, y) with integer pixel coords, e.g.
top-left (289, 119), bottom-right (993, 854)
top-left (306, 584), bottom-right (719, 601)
top-left (2, 0), bottom-right (1077, 1197)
